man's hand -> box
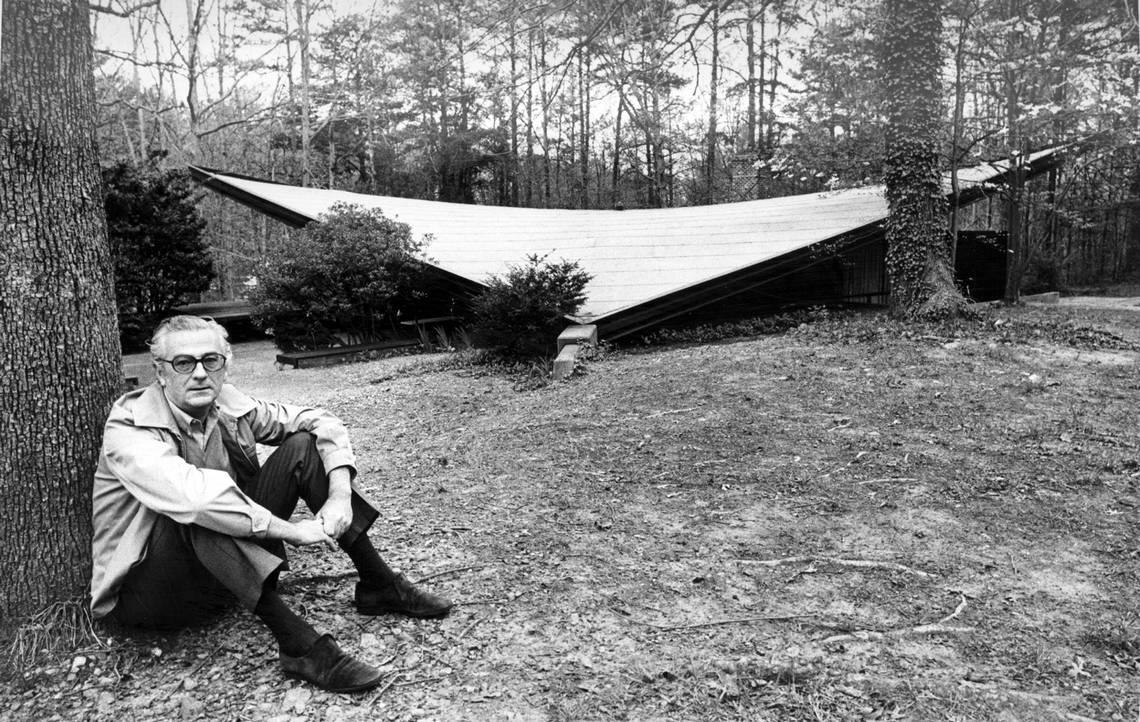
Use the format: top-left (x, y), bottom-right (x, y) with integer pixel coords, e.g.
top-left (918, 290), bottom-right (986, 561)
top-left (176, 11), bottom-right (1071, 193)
top-left (317, 495), bottom-right (353, 540)
top-left (283, 518), bottom-right (337, 550)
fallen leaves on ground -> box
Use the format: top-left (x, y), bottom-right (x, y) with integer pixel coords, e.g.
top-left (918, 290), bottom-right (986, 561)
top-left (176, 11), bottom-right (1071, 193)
top-left (4, 304), bottom-right (1139, 721)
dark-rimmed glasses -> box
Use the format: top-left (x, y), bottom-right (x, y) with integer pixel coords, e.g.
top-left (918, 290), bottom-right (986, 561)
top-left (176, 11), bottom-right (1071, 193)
top-left (156, 353), bottom-right (227, 374)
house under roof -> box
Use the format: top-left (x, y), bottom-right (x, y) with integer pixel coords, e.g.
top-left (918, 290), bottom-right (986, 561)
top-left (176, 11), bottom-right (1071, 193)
top-left (189, 147), bottom-right (1062, 340)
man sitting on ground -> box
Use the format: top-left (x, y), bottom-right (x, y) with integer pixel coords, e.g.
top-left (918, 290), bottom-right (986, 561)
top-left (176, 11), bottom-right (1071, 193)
top-left (90, 315), bottom-right (451, 693)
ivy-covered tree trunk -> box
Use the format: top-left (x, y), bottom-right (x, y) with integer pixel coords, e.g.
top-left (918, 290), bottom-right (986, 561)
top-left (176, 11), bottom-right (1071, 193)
top-left (880, 0), bottom-right (966, 318)
top-left (0, 0), bottom-right (122, 624)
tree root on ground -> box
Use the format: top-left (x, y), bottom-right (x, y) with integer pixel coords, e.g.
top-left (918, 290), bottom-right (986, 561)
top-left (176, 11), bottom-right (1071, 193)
top-left (736, 556), bottom-right (934, 578)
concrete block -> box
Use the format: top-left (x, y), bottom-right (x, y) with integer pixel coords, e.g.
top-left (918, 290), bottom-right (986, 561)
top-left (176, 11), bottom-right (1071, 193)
top-left (553, 343), bottom-right (579, 380)
top-left (557, 324), bottom-right (598, 352)
top-left (1022, 291), bottom-right (1060, 304)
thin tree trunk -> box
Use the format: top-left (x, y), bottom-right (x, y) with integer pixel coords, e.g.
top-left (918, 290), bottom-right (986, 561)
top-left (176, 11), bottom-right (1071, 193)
top-left (295, 0), bottom-right (312, 186)
top-left (183, 0), bottom-right (206, 159)
top-left (765, 12), bottom-right (780, 150)
top-left (1003, 0), bottom-right (1025, 302)
top-left (509, 15), bottom-right (520, 206)
top-left (757, 5), bottom-right (766, 152)
top-left (579, 45), bottom-right (591, 209)
top-left (612, 89), bottom-right (623, 207)
top-left (525, 27), bottom-right (535, 207)
top-left (948, 3), bottom-right (974, 266)
top-left (540, 27), bottom-right (551, 207)
top-left (745, 0), bottom-right (757, 151)
top-left (705, 1), bottom-right (721, 203)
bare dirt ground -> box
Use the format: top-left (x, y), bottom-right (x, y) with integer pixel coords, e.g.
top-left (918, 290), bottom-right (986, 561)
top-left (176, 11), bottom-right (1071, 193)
top-left (1058, 296), bottom-right (1140, 312)
top-left (4, 303), bottom-right (1140, 721)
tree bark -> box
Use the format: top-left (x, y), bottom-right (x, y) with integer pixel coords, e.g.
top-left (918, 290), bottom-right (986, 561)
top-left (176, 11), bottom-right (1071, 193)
top-left (1002, 0), bottom-right (1025, 303)
top-left (881, 0), bottom-right (964, 318)
top-left (0, 0), bottom-right (122, 624)
top-left (294, 0), bottom-right (312, 186)
top-left (705, 1), bottom-right (721, 203)
top-left (745, 0), bottom-right (757, 152)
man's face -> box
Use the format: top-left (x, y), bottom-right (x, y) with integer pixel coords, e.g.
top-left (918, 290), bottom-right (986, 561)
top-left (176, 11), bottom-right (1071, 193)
top-left (155, 328), bottom-right (229, 418)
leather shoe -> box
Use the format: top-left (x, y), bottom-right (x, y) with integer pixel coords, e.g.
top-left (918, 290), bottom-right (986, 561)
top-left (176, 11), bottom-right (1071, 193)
top-left (356, 573), bottom-right (453, 618)
top-left (280, 634), bottom-right (382, 693)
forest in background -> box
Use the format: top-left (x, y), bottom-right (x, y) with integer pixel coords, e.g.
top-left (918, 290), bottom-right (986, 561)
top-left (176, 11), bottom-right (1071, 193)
top-left (90, 0), bottom-right (1140, 301)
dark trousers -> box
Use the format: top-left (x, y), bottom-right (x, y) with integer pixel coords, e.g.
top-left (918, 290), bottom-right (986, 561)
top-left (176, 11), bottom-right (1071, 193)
top-left (110, 432), bottom-right (379, 630)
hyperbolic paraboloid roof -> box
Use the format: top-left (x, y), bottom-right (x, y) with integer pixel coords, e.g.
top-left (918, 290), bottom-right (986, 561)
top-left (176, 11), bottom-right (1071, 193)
top-left (190, 147), bottom-right (1061, 327)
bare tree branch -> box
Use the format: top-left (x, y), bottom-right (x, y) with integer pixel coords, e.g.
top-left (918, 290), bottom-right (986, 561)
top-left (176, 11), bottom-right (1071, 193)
top-left (89, 0), bottom-right (158, 18)
top-left (196, 102), bottom-right (294, 139)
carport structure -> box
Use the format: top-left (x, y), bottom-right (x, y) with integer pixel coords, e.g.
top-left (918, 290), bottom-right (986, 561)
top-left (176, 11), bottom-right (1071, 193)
top-left (190, 148), bottom-right (1061, 340)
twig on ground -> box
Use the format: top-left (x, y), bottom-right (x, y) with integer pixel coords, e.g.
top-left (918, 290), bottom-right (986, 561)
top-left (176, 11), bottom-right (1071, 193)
top-left (938, 594), bottom-right (969, 624)
top-left (856, 477), bottom-right (918, 485)
top-left (428, 526), bottom-right (473, 536)
top-left (1062, 714), bottom-right (1104, 722)
top-left (822, 596), bottom-right (973, 645)
top-left (283, 570), bottom-right (356, 588)
top-left (184, 645), bottom-right (220, 680)
top-left (644, 407), bottom-right (698, 418)
top-left (395, 675), bottom-right (450, 687)
top-left (820, 451), bottom-right (868, 477)
top-left (367, 673), bottom-right (401, 706)
top-left (822, 624), bottom-right (976, 645)
top-left (737, 556), bottom-right (934, 578)
top-left (462, 598), bottom-right (512, 606)
top-left (958, 680), bottom-right (1083, 704)
top-left (618, 611), bottom-right (810, 631)
top-left (415, 565), bottom-right (484, 585)
top-left (456, 616), bottom-right (486, 642)
top-left (460, 588), bottom-right (532, 607)
top-left (376, 648), bottom-right (400, 668)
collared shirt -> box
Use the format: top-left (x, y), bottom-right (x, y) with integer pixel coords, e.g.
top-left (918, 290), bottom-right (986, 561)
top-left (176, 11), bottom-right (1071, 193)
top-left (167, 401), bottom-right (233, 477)
top-left (90, 382), bottom-right (357, 618)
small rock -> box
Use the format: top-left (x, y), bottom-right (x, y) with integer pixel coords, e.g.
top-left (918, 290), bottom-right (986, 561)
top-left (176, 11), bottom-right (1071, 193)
top-left (97, 691), bottom-right (115, 714)
top-left (282, 686), bottom-right (312, 714)
top-left (179, 695), bottom-right (204, 720)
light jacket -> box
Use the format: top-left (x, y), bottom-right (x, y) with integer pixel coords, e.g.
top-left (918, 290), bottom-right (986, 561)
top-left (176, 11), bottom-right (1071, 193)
top-left (90, 382), bottom-right (356, 618)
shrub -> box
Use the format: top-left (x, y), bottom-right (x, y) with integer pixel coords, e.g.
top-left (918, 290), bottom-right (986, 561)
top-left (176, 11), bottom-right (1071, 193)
top-left (250, 203), bottom-right (431, 351)
top-left (102, 163), bottom-right (213, 351)
top-left (1022, 255), bottom-right (1064, 296)
top-left (470, 254), bottom-right (592, 359)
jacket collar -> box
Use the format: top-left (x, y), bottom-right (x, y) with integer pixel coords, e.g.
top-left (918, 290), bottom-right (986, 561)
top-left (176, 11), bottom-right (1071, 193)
top-left (130, 382), bottom-right (258, 432)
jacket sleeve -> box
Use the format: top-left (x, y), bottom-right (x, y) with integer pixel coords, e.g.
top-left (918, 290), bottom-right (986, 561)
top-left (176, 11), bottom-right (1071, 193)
top-left (243, 396), bottom-right (358, 479)
top-left (102, 412), bottom-right (274, 537)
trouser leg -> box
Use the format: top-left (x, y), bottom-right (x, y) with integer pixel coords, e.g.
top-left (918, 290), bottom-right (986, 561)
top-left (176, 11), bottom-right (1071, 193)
top-left (243, 431), bottom-right (393, 584)
top-left (113, 432), bottom-right (390, 630)
top-left (111, 515), bottom-right (283, 629)
top-left (239, 431), bottom-right (380, 550)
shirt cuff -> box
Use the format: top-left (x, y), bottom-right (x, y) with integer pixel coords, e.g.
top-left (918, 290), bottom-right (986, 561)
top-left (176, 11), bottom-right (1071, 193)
top-left (249, 504), bottom-right (273, 538)
top-left (322, 451), bottom-right (357, 479)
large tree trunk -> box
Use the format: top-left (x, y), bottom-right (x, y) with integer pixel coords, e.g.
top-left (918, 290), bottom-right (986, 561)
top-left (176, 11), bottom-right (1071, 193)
top-left (881, 0), bottom-right (965, 318)
top-left (0, 0), bottom-right (122, 623)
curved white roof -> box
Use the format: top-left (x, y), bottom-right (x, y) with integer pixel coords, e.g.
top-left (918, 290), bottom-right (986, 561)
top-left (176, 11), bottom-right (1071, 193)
top-left (191, 146), bottom-right (1061, 322)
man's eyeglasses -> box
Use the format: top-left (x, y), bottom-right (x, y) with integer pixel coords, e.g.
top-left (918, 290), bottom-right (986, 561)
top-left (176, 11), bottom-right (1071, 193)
top-left (156, 353), bottom-right (227, 374)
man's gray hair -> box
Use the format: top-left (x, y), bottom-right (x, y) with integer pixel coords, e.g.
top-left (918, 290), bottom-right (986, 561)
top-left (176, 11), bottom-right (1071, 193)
top-left (148, 315), bottom-right (232, 359)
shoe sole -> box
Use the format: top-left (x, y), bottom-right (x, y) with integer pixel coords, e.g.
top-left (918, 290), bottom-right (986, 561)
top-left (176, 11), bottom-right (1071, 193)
top-left (356, 604), bottom-right (453, 619)
top-left (284, 670), bottom-right (383, 693)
